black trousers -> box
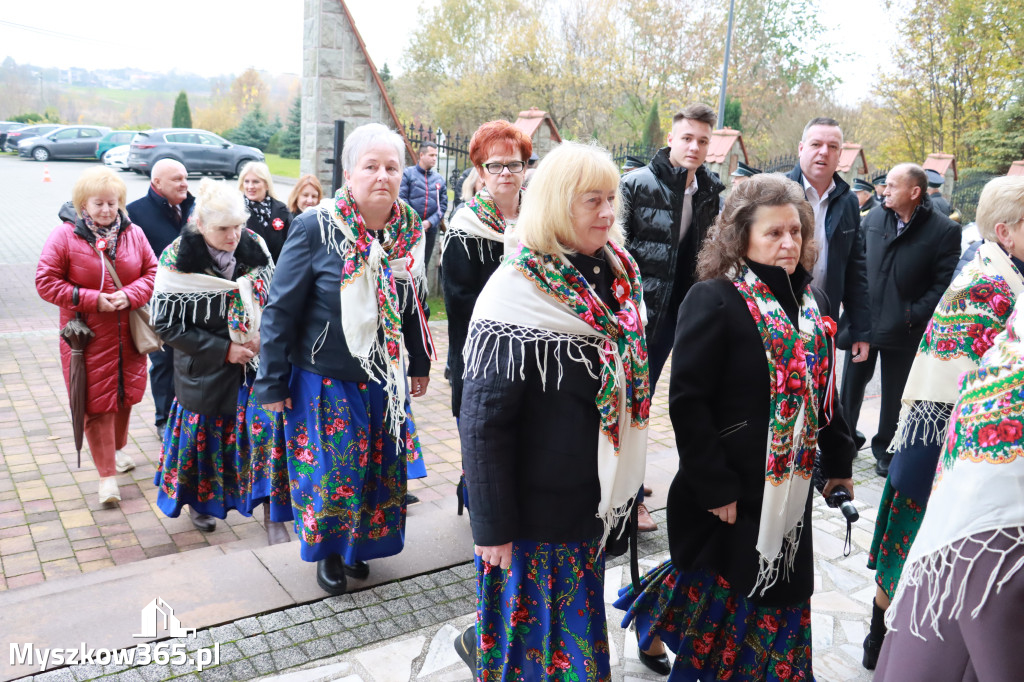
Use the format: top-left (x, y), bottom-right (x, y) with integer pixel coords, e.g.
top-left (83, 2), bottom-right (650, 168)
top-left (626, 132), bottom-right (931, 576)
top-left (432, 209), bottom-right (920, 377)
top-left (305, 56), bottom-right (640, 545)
top-left (423, 225), bottom-right (439, 275)
top-left (149, 345), bottom-right (175, 425)
top-left (839, 345), bottom-right (916, 461)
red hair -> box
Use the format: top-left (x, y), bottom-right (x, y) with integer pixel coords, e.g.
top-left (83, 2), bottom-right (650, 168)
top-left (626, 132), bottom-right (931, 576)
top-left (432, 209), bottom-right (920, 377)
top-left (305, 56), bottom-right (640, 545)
top-left (469, 120), bottom-right (533, 167)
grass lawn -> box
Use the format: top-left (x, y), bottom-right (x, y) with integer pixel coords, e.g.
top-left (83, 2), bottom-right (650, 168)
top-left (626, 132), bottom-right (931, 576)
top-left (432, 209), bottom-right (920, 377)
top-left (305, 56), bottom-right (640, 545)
top-left (426, 296), bottom-right (446, 321)
top-left (265, 153), bottom-right (300, 179)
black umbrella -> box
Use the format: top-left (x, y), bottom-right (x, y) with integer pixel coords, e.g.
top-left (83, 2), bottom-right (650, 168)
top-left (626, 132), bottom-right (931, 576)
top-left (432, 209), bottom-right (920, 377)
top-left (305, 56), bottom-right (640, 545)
top-left (59, 287), bottom-right (94, 467)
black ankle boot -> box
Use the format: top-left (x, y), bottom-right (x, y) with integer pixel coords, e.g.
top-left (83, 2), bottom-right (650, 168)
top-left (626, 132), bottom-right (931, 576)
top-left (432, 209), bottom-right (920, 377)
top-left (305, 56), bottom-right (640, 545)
top-left (863, 599), bottom-right (887, 670)
top-left (316, 554), bottom-right (348, 595)
top-left (344, 560), bottom-right (369, 580)
top-left (454, 624), bottom-right (476, 673)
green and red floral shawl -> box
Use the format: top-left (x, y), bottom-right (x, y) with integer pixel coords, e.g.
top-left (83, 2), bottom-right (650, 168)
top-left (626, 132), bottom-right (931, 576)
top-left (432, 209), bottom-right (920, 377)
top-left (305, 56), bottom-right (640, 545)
top-left (442, 187), bottom-right (521, 260)
top-left (463, 240), bottom-right (649, 548)
top-left (732, 264), bottom-right (832, 596)
top-left (325, 185), bottom-right (425, 438)
top-left (889, 300), bottom-right (1024, 637)
top-left (891, 241), bottom-right (1024, 451)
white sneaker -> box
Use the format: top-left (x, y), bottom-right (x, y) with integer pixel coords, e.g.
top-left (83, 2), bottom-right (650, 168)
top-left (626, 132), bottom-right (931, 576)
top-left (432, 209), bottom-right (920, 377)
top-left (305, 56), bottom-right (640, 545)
top-left (98, 477), bottom-right (121, 504)
top-left (115, 450), bottom-right (135, 473)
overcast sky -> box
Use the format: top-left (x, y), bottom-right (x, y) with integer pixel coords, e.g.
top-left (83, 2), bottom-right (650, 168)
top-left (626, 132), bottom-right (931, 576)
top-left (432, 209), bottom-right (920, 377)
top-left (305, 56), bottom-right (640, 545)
top-left (0, 0), bottom-right (895, 104)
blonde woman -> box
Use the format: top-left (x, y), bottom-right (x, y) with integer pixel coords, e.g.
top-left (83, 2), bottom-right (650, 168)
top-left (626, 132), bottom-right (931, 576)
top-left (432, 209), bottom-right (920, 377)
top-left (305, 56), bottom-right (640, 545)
top-left (238, 161), bottom-right (290, 261)
top-left (36, 167), bottom-right (157, 505)
top-left (455, 142), bottom-right (649, 680)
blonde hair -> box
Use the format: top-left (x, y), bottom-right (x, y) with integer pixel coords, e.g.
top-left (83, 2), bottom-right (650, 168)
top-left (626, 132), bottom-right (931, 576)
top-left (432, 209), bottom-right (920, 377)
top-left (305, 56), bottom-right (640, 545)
top-left (72, 166), bottom-right (127, 215)
top-left (515, 142), bottom-right (624, 256)
top-left (237, 161), bottom-right (278, 200)
top-left (461, 167), bottom-right (480, 202)
top-left (191, 178), bottom-right (249, 233)
top-left (976, 176), bottom-right (1024, 242)
top-left (286, 174), bottom-right (324, 214)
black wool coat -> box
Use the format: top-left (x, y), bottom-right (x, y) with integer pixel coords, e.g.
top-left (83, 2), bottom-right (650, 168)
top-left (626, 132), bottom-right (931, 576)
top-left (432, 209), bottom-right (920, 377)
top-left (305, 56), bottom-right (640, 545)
top-left (460, 252), bottom-right (619, 546)
top-left (246, 197), bottom-right (291, 263)
top-left (860, 195), bottom-right (962, 350)
top-left (667, 262), bottom-right (856, 607)
top-left (152, 229), bottom-right (269, 416)
top-left (621, 147), bottom-right (724, 340)
top-left (127, 186), bottom-right (195, 260)
top-left (440, 207), bottom-right (504, 418)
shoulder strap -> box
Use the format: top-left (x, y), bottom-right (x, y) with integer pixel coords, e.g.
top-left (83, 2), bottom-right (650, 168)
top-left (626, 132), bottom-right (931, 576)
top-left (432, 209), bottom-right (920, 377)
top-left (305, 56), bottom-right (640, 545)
top-left (93, 244), bottom-right (124, 290)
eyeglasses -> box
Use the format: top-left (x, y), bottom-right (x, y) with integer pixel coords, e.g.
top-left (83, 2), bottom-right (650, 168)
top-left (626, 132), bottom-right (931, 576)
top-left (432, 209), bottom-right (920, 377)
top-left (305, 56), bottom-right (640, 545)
top-left (483, 161), bottom-right (525, 175)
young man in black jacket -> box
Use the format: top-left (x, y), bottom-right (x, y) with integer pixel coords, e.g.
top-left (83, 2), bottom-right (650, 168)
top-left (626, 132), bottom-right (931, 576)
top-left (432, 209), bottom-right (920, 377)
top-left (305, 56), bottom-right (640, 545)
top-left (621, 103), bottom-right (724, 548)
top-left (840, 163), bottom-right (961, 475)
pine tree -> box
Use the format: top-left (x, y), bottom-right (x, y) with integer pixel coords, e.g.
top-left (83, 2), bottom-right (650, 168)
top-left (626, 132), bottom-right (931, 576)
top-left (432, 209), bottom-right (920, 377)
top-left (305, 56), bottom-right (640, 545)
top-left (641, 101), bottom-right (662, 149)
top-left (280, 95), bottom-right (302, 159)
top-left (225, 104), bottom-right (279, 151)
top-left (172, 91), bottom-right (192, 128)
top-left (723, 96), bottom-right (742, 131)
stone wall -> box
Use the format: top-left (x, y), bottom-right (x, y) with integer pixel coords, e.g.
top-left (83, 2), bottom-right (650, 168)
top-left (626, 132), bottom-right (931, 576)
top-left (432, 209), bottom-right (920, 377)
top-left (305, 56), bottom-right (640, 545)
top-left (301, 0), bottom-right (396, 189)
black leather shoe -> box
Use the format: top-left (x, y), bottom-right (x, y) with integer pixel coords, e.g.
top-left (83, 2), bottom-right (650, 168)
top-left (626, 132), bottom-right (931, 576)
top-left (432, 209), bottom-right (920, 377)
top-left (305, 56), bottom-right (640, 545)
top-left (638, 647), bottom-right (671, 675)
top-left (854, 430), bottom-right (866, 450)
top-left (344, 560), bottom-right (369, 580)
top-left (875, 457), bottom-right (891, 477)
top-left (454, 624), bottom-right (476, 673)
top-left (155, 418), bottom-right (167, 431)
top-left (863, 634), bottom-right (884, 670)
top-left (317, 554), bottom-right (348, 595)
top-left (188, 506), bottom-right (216, 532)
top-left (405, 493), bottom-right (420, 505)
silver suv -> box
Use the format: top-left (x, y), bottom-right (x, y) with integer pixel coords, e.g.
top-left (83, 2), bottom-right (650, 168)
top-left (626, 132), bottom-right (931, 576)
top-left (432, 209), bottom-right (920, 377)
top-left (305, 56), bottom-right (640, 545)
top-left (127, 128), bottom-right (264, 178)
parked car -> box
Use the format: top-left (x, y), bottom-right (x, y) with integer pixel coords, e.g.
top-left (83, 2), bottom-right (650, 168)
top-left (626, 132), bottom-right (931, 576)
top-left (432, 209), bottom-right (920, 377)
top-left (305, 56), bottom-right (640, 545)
top-left (18, 125), bottom-right (112, 161)
top-left (102, 144), bottom-right (131, 171)
top-left (4, 124), bottom-right (61, 152)
top-left (127, 128), bottom-right (264, 178)
top-left (96, 130), bottom-right (139, 161)
top-left (0, 122), bottom-right (27, 150)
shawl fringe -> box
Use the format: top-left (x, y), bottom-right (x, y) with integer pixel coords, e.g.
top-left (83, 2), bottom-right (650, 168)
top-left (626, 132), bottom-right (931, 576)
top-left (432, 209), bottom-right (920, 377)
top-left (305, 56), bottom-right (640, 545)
top-left (889, 399), bottom-right (954, 452)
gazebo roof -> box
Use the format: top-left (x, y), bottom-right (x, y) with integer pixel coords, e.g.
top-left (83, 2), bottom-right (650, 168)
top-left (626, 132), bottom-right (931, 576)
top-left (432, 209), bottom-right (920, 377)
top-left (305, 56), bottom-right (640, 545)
top-left (513, 107), bottom-right (562, 143)
top-left (923, 153), bottom-right (958, 180)
top-left (706, 127), bottom-right (747, 164)
top-left (838, 143), bottom-right (868, 174)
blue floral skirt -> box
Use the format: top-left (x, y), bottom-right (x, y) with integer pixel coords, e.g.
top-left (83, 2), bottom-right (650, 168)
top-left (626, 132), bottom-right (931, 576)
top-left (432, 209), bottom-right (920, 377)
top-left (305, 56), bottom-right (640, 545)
top-left (614, 560), bottom-right (814, 682)
top-left (154, 385), bottom-right (251, 519)
top-left (237, 377), bottom-right (293, 521)
top-left (285, 367), bottom-right (407, 563)
top-left (476, 537), bottom-right (609, 681)
top-left (404, 397), bottom-right (426, 480)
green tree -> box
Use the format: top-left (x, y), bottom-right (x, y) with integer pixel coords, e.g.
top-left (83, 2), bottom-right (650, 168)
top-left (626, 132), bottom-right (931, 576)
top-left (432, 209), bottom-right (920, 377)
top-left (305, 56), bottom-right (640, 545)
top-left (641, 100), bottom-right (662, 148)
top-left (964, 95), bottom-right (1024, 174)
top-left (172, 91), bottom-right (192, 128)
top-left (279, 95), bottom-right (302, 159)
top-left (723, 96), bottom-right (742, 130)
top-left (225, 104), bottom-right (279, 151)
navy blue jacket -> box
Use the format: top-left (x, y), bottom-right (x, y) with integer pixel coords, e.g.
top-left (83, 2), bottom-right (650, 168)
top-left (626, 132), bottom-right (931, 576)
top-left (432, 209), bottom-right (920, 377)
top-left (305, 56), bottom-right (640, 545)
top-left (785, 166), bottom-right (871, 344)
top-left (127, 186), bottom-right (195, 260)
top-left (400, 165), bottom-right (448, 230)
top-left (254, 210), bottom-right (431, 405)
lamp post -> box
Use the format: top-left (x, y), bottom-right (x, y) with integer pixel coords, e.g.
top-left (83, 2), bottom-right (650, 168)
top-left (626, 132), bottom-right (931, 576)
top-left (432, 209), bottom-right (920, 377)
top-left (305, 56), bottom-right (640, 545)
top-left (717, 0), bottom-right (737, 126)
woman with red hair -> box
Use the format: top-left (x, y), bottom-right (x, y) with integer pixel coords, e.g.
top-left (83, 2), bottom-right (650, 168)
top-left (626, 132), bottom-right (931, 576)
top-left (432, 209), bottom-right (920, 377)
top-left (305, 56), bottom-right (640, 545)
top-left (441, 120), bottom-right (532, 426)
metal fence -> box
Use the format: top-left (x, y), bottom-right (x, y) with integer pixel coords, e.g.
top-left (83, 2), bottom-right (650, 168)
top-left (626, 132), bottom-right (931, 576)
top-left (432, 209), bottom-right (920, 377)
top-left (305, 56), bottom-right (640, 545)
top-left (758, 155), bottom-right (800, 174)
top-left (951, 171), bottom-right (996, 224)
top-left (606, 143), bottom-right (660, 168)
top-left (401, 122), bottom-right (471, 195)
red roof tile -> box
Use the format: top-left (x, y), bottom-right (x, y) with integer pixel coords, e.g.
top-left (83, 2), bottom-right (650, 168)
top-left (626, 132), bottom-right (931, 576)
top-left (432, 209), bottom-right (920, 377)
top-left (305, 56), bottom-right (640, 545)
top-left (706, 128), bottom-right (747, 164)
top-left (838, 143), bottom-right (868, 174)
top-left (513, 108), bottom-right (562, 143)
top-left (923, 153), bottom-right (958, 180)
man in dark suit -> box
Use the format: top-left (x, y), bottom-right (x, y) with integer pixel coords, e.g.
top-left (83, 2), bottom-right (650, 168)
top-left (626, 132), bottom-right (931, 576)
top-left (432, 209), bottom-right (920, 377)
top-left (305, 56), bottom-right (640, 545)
top-left (925, 168), bottom-right (953, 217)
top-left (840, 163), bottom-right (961, 475)
top-left (127, 159), bottom-right (194, 429)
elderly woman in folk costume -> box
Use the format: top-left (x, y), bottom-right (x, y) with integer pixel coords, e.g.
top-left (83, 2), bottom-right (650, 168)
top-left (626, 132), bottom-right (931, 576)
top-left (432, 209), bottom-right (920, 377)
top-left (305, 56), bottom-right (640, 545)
top-left (451, 142), bottom-right (649, 680)
top-left (615, 174), bottom-right (856, 681)
top-left (255, 123), bottom-right (431, 596)
top-left (441, 120), bottom-right (531, 425)
top-left (862, 176), bottom-right (1024, 669)
top-left (151, 179), bottom-right (276, 535)
top-left (874, 295), bottom-right (1024, 681)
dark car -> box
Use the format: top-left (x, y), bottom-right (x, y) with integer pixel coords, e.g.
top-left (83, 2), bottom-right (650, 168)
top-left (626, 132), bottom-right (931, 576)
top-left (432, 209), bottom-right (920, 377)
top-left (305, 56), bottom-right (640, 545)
top-left (0, 122), bottom-right (27, 150)
top-left (18, 125), bottom-right (112, 161)
top-left (4, 124), bottom-right (61, 153)
top-left (95, 130), bottom-right (139, 161)
top-left (127, 128), bottom-right (264, 178)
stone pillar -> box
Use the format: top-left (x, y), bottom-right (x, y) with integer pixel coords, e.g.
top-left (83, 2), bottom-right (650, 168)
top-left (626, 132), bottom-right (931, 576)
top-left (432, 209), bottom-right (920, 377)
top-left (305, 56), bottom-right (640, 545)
top-left (302, 0), bottom-right (398, 190)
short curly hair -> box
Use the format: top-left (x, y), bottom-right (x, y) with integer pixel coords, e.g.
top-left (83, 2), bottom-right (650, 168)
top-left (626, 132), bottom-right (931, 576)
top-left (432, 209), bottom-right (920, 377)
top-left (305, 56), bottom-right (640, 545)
top-left (696, 173), bottom-right (817, 281)
top-left (468, 120), bottom-right (532, 167)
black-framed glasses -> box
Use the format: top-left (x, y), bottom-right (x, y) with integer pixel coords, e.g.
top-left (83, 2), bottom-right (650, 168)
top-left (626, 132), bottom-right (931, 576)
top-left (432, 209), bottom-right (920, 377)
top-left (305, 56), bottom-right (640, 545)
top-left (483, 161), bottom-right (525, 174)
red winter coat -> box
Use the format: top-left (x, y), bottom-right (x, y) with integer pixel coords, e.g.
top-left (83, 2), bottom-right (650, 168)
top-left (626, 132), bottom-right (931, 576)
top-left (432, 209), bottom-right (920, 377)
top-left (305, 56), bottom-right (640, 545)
top-left (36, 204), bottom-right (158, 414)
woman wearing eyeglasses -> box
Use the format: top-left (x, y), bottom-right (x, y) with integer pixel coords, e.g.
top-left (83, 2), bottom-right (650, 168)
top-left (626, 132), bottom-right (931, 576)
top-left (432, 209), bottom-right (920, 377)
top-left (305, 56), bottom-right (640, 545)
top-left (441, 121), bottom-right (532, 427)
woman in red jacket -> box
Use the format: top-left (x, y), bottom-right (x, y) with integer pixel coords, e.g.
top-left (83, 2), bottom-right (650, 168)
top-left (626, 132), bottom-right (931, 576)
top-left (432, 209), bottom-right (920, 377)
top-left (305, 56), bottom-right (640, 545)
top-left (36, 167), bottom-right (158, 505)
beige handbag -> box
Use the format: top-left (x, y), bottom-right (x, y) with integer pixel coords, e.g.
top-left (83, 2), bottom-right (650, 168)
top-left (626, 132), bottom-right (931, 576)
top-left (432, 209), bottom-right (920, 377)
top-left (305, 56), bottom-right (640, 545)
top-left (95, 246), bottom-right (163, 354)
